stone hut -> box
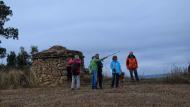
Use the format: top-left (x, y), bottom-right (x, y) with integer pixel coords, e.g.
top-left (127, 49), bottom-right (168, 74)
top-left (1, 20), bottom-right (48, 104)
top-left (31, 45), bottom-right (84, 86)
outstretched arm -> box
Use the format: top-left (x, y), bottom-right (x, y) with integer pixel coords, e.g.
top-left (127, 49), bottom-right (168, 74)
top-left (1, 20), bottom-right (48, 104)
top-left (100, 56), bottom-right (108, 61)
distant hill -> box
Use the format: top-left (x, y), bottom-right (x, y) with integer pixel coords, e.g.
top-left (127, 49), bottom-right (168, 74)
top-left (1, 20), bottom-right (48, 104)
top-left (143, 73), bottom-right (168, 79)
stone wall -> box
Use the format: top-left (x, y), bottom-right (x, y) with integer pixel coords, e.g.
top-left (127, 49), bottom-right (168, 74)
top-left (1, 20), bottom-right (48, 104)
top-left (31, 45), bottom-right (84, 86)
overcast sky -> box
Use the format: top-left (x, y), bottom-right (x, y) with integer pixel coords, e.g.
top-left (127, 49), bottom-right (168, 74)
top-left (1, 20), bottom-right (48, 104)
top-left (2, 0), bottom-right (190, 76)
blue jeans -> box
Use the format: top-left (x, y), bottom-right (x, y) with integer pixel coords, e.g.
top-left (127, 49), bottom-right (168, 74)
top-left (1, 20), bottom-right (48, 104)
top-left (111, 73), bottom-right (120, 88)
top-left (91, 70), bottom-right (97, 89)
top-left (129, 70), bottom-right (139, 81)
top-left (71, 75), bottom-right (80, 89)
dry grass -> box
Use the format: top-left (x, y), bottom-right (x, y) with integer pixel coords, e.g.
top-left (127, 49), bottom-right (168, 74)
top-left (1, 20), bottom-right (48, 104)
top-left (163, 66), bottom-right (190, 84)
top-left (0, 69), bottom-right (39, 89)
top-left (0, 66), bottom-right (190, 107)
top-left (0, 83), bottom-right (190, 107)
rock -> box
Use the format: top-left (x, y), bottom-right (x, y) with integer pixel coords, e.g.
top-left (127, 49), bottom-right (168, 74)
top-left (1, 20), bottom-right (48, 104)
top-left (31, 45), bottom-right (84, 86)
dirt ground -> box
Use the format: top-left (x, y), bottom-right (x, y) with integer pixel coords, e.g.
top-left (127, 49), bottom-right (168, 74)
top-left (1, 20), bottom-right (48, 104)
top-left (0, 83), bottom-right (190, 107)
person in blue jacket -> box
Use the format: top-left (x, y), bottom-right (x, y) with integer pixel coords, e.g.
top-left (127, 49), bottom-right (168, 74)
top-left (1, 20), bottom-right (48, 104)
top-left (110, 55), bottom-right (122, 88)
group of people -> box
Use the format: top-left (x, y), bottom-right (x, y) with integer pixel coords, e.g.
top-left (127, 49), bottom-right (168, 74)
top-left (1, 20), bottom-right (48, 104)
top-left (66, 51), bottom-right (139, 90)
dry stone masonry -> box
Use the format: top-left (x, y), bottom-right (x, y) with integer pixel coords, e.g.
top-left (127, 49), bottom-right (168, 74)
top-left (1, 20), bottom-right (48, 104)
top-left (31, 45), bottom-right (84, 86)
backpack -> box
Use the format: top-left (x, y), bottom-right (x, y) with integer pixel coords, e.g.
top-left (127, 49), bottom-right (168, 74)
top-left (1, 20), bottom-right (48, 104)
top-left (71, 60), bottom-right (80, 75)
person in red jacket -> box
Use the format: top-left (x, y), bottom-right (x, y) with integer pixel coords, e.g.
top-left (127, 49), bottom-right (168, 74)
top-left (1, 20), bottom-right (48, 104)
top-left (66, 57), bottom-right (73, 81)
top-left (126, 51), bottom-right (139, 81)
top-left (71, 55), bottom-right (81, 90)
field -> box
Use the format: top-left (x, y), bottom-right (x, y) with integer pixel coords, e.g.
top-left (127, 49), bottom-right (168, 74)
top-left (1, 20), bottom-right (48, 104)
top-left (1, 82), bottom-right (190, 107)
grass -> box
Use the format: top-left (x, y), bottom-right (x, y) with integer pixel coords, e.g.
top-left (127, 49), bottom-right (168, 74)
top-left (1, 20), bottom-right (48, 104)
top-left (1, 65), bottom-right (189, 90)
top-left (139, 65), bottom-right (190, 84)
top-left (163, 65), bottom-right (190, 84)
top-left (0, 68), bottom-right (39, 89)
top-left (0, 83), bottom-right (190, 107)
top-left (0, 66), bottom-right (190, 107)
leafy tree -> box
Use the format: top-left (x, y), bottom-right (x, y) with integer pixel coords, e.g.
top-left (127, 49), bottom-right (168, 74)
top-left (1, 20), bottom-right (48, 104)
top-left (7, 51), bottom-right (16, 67)
top-left (30, 46), bottom-right (38, 55)
top-left (0, 1), bottom-right (18, 65)
top-left (30, 46), bottom-right (38, 63)
top-left (0, 47), bottom-right (6, 64)
top-left (17, 47), bottom-right (30, 68)
top-left (0, 1), bottom-right (18, 42)
top-left (0, 47), bottom-right (6, 58)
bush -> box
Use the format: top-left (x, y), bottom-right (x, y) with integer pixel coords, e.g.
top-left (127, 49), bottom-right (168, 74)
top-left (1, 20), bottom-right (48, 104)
top-left (7, 51), bottom-right (17, 67)
top-left (0, 68), bottom-right (39, 89)
top-left (16, 47), bottom-right (30, 68)
top-left (163, 65), bottom-right (190, 84)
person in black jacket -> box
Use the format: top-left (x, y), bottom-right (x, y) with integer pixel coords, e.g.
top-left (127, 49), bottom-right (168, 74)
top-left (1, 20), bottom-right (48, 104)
top-left (97, 60), bottom-right (103, 89)
top-left (188, 63), bottom-right (190, 73)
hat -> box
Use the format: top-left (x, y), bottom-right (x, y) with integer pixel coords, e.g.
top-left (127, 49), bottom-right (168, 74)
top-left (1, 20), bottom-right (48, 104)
top-left (95, 53), bottom-right (99, 59)
top-left (95, 53), bottom-right (99, 57)
top-left (129, 51), bottom-right (133, 54)
top-left (74, 55), bottom-right (79, 59)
